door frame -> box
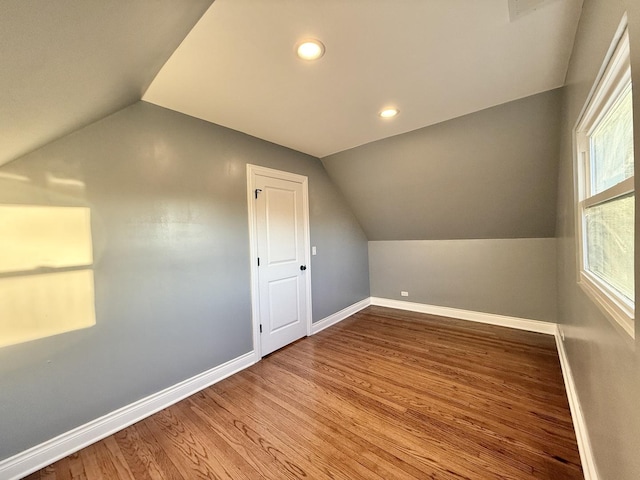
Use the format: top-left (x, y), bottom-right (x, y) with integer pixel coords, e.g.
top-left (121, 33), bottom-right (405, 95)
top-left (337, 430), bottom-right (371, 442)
top-left (246, 164), bottom-right (313, 360)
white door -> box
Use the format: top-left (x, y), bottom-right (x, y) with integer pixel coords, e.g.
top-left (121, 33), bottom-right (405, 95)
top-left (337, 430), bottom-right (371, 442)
top-left (247, 165), bottom-right (311, 357)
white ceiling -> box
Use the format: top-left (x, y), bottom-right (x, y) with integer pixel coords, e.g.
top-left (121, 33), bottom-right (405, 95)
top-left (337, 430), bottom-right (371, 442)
top-left (144, 0), bottom-right (583, 158)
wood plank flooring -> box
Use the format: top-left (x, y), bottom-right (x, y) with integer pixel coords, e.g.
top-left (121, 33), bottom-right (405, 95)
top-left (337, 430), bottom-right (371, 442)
top-left (23, 306), bottom-right (583, 479)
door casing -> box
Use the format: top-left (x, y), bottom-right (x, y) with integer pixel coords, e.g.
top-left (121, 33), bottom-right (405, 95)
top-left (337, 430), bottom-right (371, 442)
top-left (246, 164), bottom-right (312, 359)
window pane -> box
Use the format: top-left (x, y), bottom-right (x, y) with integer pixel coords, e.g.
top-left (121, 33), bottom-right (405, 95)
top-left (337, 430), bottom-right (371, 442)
top-left (585, 194), bottom-right (634, 302)
top-left (590, 84), bottom-right (634, 194)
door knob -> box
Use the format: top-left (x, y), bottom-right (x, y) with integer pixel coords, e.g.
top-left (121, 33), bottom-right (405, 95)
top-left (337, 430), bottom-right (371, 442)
top-left (300, 265), bottom-right (307, 271)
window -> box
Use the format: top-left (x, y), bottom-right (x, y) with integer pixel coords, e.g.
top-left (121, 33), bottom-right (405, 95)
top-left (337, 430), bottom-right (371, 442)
top-left (575, 25), bottom-right (635, 337)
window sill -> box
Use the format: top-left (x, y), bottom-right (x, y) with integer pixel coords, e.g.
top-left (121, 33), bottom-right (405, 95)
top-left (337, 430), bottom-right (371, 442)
top-left (578, 272), bottom-right (635, 340)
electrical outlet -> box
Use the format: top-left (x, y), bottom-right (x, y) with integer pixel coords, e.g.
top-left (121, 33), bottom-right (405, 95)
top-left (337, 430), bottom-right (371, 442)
top-left (312, 246), bottom-right (317, 255)
top-left (401, 291), bottom-right (409, 297)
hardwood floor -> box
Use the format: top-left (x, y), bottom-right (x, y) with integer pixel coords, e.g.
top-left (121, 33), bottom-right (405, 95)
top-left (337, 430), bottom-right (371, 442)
top-left (23, 306), bottom-right (583, 479)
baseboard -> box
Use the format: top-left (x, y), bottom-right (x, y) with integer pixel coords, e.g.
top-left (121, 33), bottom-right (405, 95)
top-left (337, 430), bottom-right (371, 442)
top-left (1, 302), bottom-right (595, 480)
top-left (554, 331), bottom-right (599, 480)
top-left (370, 297), bottom-right (557, 335)
top-left (0, 351), bottom-right (256, 480)
top-left (370, 297), bottom-right (597, 477)
top-left (311, 297), bottom-right (371, 335)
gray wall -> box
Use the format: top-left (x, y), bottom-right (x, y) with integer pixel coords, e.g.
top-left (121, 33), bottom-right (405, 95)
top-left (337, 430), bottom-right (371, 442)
top-left (323, 90), bottom-right (561, 322)
top-left (321, 89), bottom-right (562, 241)
top-left (370, 239), bottom-right (557, 322)
top-left (556, 1), bottom-right (640, 478)
top-left (0, 101), bottom-right (369, 461)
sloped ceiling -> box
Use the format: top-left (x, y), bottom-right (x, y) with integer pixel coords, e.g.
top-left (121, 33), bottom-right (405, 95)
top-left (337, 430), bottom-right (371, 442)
top-left (0, 0), bottom-right (213, 167)
top-left (144, 0), bottom-right (583, 158)
top-left (2, 0), bottom-right (583, 166)
top-left (321, 89), bottom-right (563, 240)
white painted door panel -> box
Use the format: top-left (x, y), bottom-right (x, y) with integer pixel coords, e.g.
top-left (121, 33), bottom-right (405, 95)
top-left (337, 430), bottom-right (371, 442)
top-left (255, 173), bottom-right (309, 356)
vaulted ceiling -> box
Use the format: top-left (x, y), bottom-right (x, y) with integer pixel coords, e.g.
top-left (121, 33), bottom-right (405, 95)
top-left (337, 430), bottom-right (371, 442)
top-left (144, 0), bottom-right (583, 158)
top-left (2, 0), bottom-right (583, 166)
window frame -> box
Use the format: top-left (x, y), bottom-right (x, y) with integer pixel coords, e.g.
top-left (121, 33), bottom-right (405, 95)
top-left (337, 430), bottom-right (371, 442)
top-left (574, 24), bottom-right (635, 338)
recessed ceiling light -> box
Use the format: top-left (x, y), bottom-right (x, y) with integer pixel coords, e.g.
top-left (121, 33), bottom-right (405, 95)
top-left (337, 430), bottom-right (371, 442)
top-left (296, 39), bottom-right (325, 61)
top-left (379, 108), bottom-right (399, 118)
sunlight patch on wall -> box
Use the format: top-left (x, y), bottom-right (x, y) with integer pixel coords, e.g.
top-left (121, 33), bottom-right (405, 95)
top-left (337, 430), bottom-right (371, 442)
top-left (0, 205), bottom-right (96, 348)
top-left (0, 270), bottom-right (96, 348)
top-left (0, 205), bottom-right (93, 272)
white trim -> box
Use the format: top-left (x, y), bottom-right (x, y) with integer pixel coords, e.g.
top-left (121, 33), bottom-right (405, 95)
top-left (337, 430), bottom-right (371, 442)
top-left (370, 297), bottom-right (557, 335)
top-left (573, 14), bottom-right (629, 135)
top-left (370, 297), bottom-right (598, 477)
top-left (573, 18), bottom-right (634, 339)
top-left (0, 351), bottom-right (256, 480)
top-left (2, 302), bottom-right (599, 480)
top-left (554, 330), bottom-right (600, 480)
top-left (582, 177), bottom-right (633, 209)
top-left (246, 165), bottom-right (262, 362)
top-left (578, 273), bottom-right (635, 338)
top-left (311, 297), bottom-right (371, 335)
top-left (246, 164), bottom-right (313, 359)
